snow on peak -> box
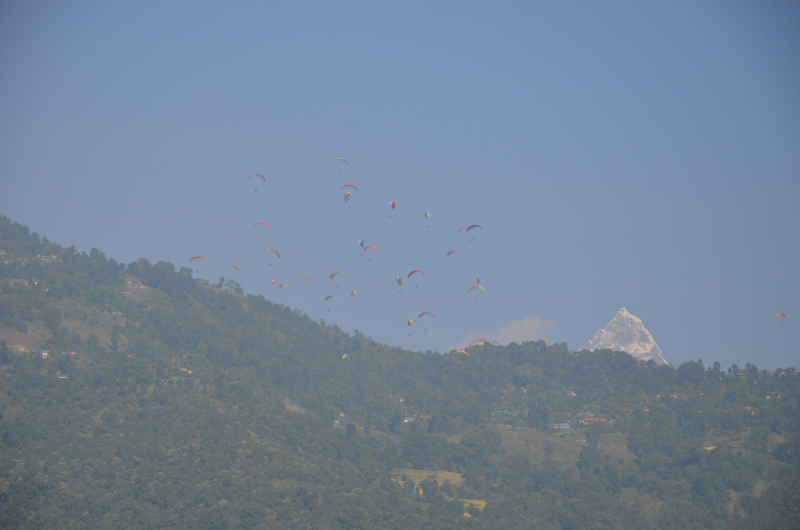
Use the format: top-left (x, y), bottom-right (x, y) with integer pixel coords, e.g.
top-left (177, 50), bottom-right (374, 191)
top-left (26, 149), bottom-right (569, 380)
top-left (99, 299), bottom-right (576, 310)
top-left (582, 308), bottom-right (667, 365)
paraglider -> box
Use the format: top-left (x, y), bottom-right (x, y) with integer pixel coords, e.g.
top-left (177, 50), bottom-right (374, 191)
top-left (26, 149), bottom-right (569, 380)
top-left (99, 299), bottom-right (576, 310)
top-left (407, 319), bottom-right (414, 326)
top-left (279, 283), bottom-right (288, 289)
top-left (419, 312), bottom-right (436, 319)
top-left (325, 295), bottom-right (338, 302)
top-left (342, 354), bottom-right (351, 360)
top-left (229, 265), bottom-right (240, 271)
top-left (252, 222), bottom-right (272, 229)
top-left (28, 231), bottom-right (38, 236)
top-left (351, 290), bottom-right (356, 297)
top-left (266, 248), bottom-right (281, 259)
top-left (408, 270), bottom-right (424, 278)
top-left (473, 278), bottom-right (480, 284)
top-left (189, 256), bottom-right (208, 263)
top-left (459, 224), bottom-right (482, 234)
top-left (452, 350), bottom-right (469, 356)
top-left (330, 270), bottom-right (344, 280)
top-left (343, 191), bottom-right (352, 203)
top-left (469, 338), bottom-right (487, 346)
top-left (249, 173), bottom-right (266, 181)
top-left (341, 184), bottom-right (359, 191)
top-left (271, 279), bottom-right (276, 285)
top-left (364, 245), bottom-right (377, 252)
top-left (390, 201), bottom-right (396, 209)
top-left (776, 313), bottom-right (786, 318)
top-left (297, 276), bottom-right (312, 282)
top-left (395, 276), bottom-right (403, 287)
top-left (331, 158), bottom-right (348, 164)
top-left (424, 212), bottom-right (431, 218)
top-left (447, 250), bottom-right (461, 257)
top-left (468, 286), bottom-right (485, 293)
top-left (358, 239), bottom-right (365, 247)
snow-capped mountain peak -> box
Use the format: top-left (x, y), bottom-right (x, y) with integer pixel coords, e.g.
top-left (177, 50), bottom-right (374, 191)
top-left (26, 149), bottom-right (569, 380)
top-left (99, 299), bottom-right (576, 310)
top-left (582, 308), bottom-right (667, 365)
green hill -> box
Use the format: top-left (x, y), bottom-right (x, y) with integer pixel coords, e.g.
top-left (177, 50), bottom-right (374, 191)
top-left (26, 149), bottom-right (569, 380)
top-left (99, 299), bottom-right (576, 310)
top-left (1, 214), bottom-right (798, 529)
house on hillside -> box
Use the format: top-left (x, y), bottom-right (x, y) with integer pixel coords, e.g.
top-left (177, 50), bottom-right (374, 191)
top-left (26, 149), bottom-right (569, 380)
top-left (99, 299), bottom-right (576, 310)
top-left (552, 422), bottom-right (571, 430)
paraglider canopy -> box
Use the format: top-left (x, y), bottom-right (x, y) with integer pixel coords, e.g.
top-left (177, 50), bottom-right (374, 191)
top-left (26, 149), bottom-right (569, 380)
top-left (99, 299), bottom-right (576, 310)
top-left (341, 184), bottom-right (358, 191)
top-left (249, 173), bottom-right (266, 181)
top-left (358, 239), bottom-right (365, 247)
top-left (424, 212), bottom-right (431, 218)
top-left (343, 191), bottom-right (352, 203)
top-left (395, 276), bottom-right (403, 287)
top-left (229, 265), bottom-right (240, 271)
top-left (266, 248), bottom-right (281, 259)
top-left (342, 353), bottom-right (351, 360)
top-left (364, 245), bottom-right (377, 252)
top-left (452, 350), bottom-right (469, 356)
top-left (189, 256), bottom-right (208, 263)
top-left (408, 269), bottom-right (424, 278)
top-left (325, 295), bottom-right (338, 302)
top-left (297, 276), bottom-right (312, 282)
top-left (331, 158), bottom-right (348, 164)
top-left (407, 319), bottom-right (414, 326)
top-left (390, 201), bottom-right (396, 209)
top-left (468, 286), bottom-right (486, 293)
top-left (330, 270), bottom-right (344, 280)
top-left (351, 290), bottom-right (356, 297)
top-left (252, 222), bottom-right (272, 229)
top-left (469, 338), bottom-right (487, 346)
top-left (419, 312), bottom-right (436, 319)
top-left (447, 250), bottom-right (461, 257)
top-left (776, 313), bottom-right (786, 318)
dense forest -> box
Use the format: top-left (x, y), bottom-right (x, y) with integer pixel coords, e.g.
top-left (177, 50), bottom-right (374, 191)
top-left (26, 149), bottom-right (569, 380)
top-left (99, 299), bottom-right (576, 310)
top-left (0, 214), bottom-right (798, 529)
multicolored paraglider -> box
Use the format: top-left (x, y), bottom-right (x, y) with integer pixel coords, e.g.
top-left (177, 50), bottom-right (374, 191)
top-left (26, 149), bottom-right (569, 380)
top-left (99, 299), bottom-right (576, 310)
top-left (419, 312), bottom-right (436, 319)
top-left (330, 270), bottom-right (344, 280)
top-left (469, 338), bottom-right (487, 346)
top-left (341, 184), bottom-right (358, 191)
top-left (358, 239), bottom-right (365, 247)
top-left (325, 295), bottom-right (338, 302)
top-left (342, 354), bottom-right (351, 360)
top-left (249, 173), bottom-right (266, 181)
top-left (424, 212), bottom-right (431, 218)
top-left (297, 276), bottom-right (312, 282)
top-left (390, 201), bottom-right (396, 210)
top-left (229, 265), bottom-right (240, 271)
top-left (447, 250), bottom-right (461, 257)
top-left (252, 222), bottom-right (272, 229)
top-left (279, 283), bottom-right (288, 289)
top-left (468, 286), bottom-right (486, 293)
top-left (189, 256), bottom-right (208, 263)
top-left (267, 248), bottom-right (281, 259)
top-left (458, 224), bottom-right (482, 234)
top-left (343, 191), bottom-right (352, 203)
top-left (473, 278), bottom-right (480, 284)
top-left (407, 319), bottom-right (414, 326)
top-left (408, 270), bottom-right (424, 278)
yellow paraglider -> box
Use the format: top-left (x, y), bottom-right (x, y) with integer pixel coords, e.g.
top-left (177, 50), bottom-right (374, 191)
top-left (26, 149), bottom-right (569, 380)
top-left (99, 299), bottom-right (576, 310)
top-left (267, 248), bottom-right (281, 259)
top-left (395, 276), bottom-right (403, 287)
top-left (249, 173), bottom-right (266, 181)
top-left (330, 270), bottom-right (344, 280)
top-left (407, 319), bottom-right (414, 326)
top-left (452, 350), bottom-right (469, 356)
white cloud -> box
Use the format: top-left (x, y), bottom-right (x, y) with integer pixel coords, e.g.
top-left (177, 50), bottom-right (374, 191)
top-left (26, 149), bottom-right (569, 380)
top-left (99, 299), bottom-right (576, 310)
top-left (448, 315), bottom-right (555, 351)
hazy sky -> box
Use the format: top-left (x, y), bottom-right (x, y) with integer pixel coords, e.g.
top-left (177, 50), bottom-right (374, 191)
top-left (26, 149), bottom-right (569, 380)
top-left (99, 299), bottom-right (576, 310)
top-left (1, 1), bottom-right (798, 369)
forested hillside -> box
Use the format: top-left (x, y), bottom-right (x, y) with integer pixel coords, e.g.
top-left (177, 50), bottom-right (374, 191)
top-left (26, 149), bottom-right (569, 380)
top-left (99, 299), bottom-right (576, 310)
top-left (1, 215), bottom-right (798, 529)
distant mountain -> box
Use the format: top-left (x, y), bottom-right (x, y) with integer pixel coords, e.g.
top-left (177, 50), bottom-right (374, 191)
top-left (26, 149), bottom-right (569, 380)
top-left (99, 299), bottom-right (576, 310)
top-left (582, 307), bottom-right (667, 365)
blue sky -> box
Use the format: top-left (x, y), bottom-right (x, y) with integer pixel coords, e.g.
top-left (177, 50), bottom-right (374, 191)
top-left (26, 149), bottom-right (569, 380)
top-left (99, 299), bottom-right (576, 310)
top-left (1, 1), bottom-right (798, 369)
